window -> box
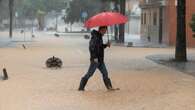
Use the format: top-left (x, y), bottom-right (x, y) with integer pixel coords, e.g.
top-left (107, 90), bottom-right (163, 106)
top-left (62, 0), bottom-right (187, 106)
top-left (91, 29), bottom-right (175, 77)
top-left (145, 0), bottom-right (149, 3)
top-left (141, 13), bottom-right (144, 24)
top-left (153, 12), bottom-right (157, 25)
top-left (144, 13), bottom-right (147, 25)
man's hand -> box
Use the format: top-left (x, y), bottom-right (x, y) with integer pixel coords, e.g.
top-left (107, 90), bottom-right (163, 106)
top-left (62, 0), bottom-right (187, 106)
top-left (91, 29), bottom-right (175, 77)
top-left (94, 58), bottom-right (98, 63)
top-left (107, 42), bottom-right (111, 48)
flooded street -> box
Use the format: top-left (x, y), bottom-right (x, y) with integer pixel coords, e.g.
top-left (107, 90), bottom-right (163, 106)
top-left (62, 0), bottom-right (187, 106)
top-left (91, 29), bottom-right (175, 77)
top-left (0, 32), bottom-right (195, 110)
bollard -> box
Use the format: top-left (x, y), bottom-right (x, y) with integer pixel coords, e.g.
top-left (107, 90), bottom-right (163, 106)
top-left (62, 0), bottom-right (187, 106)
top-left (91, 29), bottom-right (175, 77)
top-left (126, 42), bottom-right (133, 47)
top-left (84, 35), bottom-right (90, 39)
top-left (54, 33), bottom-right (60, 37)
top-left (32, 34), bottom-right (35, 38)
top-left (2, 68), bottom-right (8, 80)
top-left (22, 44), bottom-right (26, 49)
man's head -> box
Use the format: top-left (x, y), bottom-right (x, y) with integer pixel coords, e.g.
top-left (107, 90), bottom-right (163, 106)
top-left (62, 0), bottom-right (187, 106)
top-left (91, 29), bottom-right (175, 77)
top-left (98, 26), bottom-right (107, 35)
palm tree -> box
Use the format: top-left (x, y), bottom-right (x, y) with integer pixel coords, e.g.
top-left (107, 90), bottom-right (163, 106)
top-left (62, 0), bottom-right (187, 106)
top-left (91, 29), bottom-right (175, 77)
top-left (175, 0), bottom-right (187, 61)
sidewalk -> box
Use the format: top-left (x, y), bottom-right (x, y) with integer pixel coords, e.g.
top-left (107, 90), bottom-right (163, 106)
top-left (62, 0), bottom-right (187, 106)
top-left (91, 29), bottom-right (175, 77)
top-left (125, 33), bottom-right (168, 47)
top-left (0, 31), bottom-right (36, 48)
top-left (146, 53), bottom-right (195, 76)
top-left (0, 37), bottom-right (12, 47)
top-left (109, 33), bottom-right (168, 48)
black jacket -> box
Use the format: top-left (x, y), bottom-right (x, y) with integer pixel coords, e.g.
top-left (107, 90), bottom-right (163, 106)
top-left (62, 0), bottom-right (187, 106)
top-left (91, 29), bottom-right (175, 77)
top-left (89, 30), bottom-right (108, 63)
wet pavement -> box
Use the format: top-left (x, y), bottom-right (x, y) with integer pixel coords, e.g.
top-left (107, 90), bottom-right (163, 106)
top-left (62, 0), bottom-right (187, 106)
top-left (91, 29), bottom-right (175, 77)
top-left (0, 31), bottom-right (195, 110)
top-left (0, 31), bottom-right (35, 48)
top-left (147, 54), bottom-right (195, 76)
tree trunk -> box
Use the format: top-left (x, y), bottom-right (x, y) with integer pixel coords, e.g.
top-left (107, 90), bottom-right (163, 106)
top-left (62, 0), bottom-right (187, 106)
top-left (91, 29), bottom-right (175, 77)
top-left (114, 1), bottom-right (119, 42)
top-left (119, 0), bottom-right (126, 43)
top-left (38, 15), bottom-right (45, 30)
top-left (114, 25), bottom-right (119, 41)
top-left (9, 0), bottom-right (14, 38)
top-left (175, 0), bottom-right (187, 61)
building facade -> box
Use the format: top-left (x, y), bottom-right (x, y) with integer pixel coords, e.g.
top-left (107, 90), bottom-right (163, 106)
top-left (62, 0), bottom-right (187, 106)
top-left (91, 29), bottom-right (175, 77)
top-left (140, 0), bottom-right (195, 47)
top-left (126, 0), bottom-right (141, 35)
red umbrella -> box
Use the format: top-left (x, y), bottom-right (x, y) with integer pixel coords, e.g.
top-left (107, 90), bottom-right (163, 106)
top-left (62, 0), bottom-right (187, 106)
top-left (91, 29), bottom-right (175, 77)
top-left (84, 11), bottom-right (128, 28)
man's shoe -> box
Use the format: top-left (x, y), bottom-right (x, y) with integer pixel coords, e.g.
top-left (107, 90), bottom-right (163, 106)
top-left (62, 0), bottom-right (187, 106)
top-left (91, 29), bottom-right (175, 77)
top-left (108, 88), bottom-right (120, 91)
top-left (78, 77), bottom-right (88, 91)
top-left (78, 88), bottom-right (85, 91)
top-left (103, 78), bottom-right (113, 90)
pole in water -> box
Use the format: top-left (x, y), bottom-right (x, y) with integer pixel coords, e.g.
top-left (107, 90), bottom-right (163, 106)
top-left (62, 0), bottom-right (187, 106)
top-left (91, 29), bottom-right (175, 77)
top-left (2, 68), bottom-right (8, 80)
top-left (22, 44), bottom-right (26, 49)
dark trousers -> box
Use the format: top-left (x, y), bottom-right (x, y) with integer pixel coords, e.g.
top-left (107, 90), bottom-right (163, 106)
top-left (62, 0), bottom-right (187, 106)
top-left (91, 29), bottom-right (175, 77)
top-left (79, 61), bottom-right (113, 90)
top-left (83, 61), bottom-right (109, 80)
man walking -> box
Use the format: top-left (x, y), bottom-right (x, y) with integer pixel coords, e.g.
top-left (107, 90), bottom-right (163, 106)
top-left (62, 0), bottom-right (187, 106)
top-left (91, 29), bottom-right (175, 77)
top-left (78, 26), bottom-right (115, 91)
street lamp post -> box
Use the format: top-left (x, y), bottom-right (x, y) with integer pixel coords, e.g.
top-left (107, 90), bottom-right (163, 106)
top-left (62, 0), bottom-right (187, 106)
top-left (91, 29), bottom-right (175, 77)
top-left (9, 0), bottom-right (14, 38)
top-left (119, 0), bottom-right (126, 43)
top-left (56, 13), bottom-right (58, 32)
top-left (15, 12), bottom-right (18, 28)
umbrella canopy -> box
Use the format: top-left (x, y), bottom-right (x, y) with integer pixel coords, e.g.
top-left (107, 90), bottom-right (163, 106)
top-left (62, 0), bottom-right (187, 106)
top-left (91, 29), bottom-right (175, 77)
top-left (84, 11), bottom-right (128, 28)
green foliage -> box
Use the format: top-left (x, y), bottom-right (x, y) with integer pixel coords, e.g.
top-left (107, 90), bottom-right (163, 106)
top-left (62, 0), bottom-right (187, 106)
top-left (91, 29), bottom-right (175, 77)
top-left (15, 0), bottom-right (66, 19)
top-left (0, 0), bottom-right (9, 21)
top-left (64, 0), bottom-right (111, 24)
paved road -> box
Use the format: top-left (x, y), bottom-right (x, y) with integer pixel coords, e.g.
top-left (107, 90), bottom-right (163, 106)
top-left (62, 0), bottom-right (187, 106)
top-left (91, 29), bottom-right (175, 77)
top-left (0, 32), bottom-right (195, 110)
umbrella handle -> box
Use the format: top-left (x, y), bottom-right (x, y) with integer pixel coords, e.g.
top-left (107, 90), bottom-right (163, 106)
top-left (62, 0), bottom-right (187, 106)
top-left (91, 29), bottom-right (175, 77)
top-left (106, 31), bottom-right (111, 48)
top-left (107, 30), bottom-right (110, 43)
top-left (107, 35), bottom-right (110, 43)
